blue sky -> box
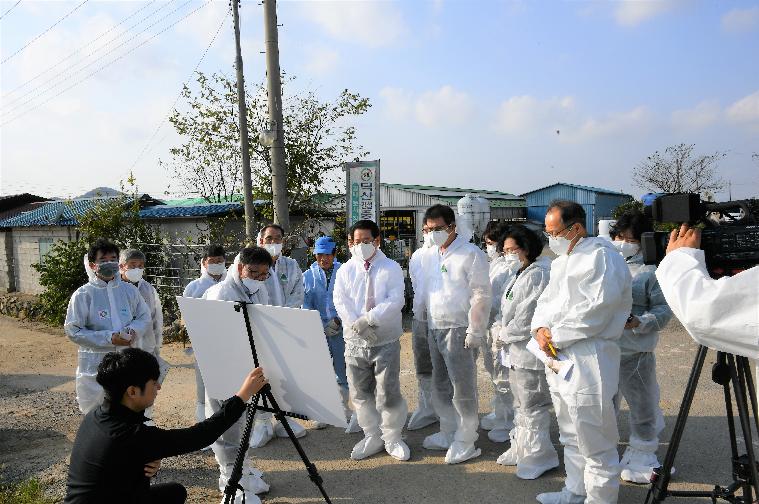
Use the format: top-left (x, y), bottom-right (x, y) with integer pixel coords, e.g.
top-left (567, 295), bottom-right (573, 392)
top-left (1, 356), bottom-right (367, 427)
top-left (1, 0), bottom-right (758, 200)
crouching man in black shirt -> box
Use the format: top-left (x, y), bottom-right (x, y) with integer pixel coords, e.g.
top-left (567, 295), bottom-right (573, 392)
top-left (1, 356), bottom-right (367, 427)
top-left (64, 348), bottom-right (267, 503)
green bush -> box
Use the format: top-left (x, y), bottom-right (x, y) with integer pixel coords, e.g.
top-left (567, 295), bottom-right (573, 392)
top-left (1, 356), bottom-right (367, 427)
top-left (0, 479), bottom-right (54, 504)
top-left (32, 239), bottom-right (88, 325)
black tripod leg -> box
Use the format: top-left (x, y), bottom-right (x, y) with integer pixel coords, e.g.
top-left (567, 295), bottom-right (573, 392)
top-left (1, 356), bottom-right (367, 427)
top-left (731, 356), bottom-right (759, 501)
top-left (646, 345), bottom-right (709, 504)
top-left (265, 390), bottom-right (333, 504)
top-left (223, 394), bottom-right (262, 504)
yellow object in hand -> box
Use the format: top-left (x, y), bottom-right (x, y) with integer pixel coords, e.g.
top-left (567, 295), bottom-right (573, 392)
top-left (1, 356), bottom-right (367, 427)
top-left (547, 341), bottom-right (558, 358)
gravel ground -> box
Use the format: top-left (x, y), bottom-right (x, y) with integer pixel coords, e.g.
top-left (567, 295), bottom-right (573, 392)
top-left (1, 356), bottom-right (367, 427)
top-left (0, 314), bottom-right (748, 503)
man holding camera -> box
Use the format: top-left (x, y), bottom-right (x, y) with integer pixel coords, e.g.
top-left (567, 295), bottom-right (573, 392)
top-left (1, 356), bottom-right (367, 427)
top-left (656, 224), bottom-right (759, 358)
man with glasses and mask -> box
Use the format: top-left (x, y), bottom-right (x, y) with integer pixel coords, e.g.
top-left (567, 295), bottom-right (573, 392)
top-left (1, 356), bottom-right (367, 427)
top-left (530, 200), bottom-right (632, 504)
top-left (333, 219), bottom-right (410, 462)
top-left (65, 238), bottom-right (151, 414)
top-left (202, 247), bottom-right (273, 504)
top-left (420, 204), bottom-right (492, 464)
top-left (252, 224), bottom-right (307, 447)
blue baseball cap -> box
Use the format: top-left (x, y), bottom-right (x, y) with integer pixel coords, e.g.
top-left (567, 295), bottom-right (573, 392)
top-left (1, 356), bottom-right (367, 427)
top-left (314, 236), bottom-right (337, 254)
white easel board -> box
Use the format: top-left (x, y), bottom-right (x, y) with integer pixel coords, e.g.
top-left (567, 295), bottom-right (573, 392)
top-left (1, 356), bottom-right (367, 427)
top-left (177, 296), bottom-right (347, 428)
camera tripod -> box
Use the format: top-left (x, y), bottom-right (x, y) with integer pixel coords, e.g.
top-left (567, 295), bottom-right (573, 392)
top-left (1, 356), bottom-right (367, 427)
top-left (645, 346), bottom-right (759, 503)
top-left (222, 301), bottom-right (332, 504)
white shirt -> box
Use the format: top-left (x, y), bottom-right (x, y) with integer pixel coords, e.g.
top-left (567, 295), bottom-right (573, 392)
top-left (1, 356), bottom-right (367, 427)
top-left (264, 255), bottom-right (304, 308)
top-left (531, 237), bottom-right (632, 349)
top-left (333, 249), bottom-right (405, 348)
top-left (422, 234), bottom-right (492, 336)
top-left (656, 248), bottom-right (759, 359)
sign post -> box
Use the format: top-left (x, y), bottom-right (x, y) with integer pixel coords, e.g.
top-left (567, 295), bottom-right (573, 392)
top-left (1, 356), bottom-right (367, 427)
top-left (344, 160), bottom-right (381, 232)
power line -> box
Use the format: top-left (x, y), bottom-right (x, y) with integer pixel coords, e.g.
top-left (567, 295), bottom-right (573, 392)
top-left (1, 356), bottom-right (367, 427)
top-left (0, 0), bottom-right (22, 21)
top-left (2, 0), bottom-right (157, 99)
top-left (2, 0), bottom-right (187, 115)
top-left (1, 0), bottom-right (212, 126)
top-left (128, 7), bottom-right (230, 176)
top-left (1, 0), bottom-right (89, 64)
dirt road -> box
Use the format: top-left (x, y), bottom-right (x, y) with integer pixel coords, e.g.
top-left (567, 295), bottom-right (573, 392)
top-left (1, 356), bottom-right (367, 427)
top-left (0, 314), bottom-right (742, 503)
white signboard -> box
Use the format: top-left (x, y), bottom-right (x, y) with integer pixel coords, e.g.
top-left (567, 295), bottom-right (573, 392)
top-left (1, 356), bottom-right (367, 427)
top-left (344, 159), bottom-right (381, 229)
top-left (177, 296), bottom-right (347, 428)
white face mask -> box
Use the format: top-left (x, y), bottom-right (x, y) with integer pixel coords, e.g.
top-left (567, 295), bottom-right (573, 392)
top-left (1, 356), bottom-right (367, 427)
top-left (503, 252), bottom-right (521, 268)
top-left (242, 278), bottom-right (265, 293)
top-left (486, 244), bottom-right (499, 260)
top-left (206, 262), bottom-right (226, 276)
top-left (613, 240), bottom-right (640, 258)
top-left (124, 267), bottom-right (144, 283)
top-left (548, 236), bottom-right (572, 256)
top-left (353, 242), bottom-right (376, 261)
top-left (263, 243), bottom-right (282, 258)
top-left (430, 230), bottom-right (450, 247)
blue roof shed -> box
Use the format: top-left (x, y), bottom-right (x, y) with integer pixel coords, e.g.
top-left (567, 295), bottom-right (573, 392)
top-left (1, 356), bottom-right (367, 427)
top-left (520, 183), bottom-right (632, 235)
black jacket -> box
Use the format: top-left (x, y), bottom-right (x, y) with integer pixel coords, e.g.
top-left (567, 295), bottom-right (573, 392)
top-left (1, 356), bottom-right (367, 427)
top-left (64, 396), bottom-right (246, 503)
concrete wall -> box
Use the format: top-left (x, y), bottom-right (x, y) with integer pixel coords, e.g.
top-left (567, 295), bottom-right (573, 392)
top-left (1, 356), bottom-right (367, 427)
top-left (12, 226), bottom-right (75, 294)
top-left (0, 231), bottom-right (15, 293)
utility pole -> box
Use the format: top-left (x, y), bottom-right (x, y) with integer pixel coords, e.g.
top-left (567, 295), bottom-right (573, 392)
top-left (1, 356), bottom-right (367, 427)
top-left (231, 0), bottom-right (256, 244)
top-left (262, 0), bottom-right (289, 229)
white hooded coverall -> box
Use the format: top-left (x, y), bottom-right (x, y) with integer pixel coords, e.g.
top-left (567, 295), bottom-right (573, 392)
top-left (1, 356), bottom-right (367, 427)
top-left (422, 234), bottom-right (492, 461)
top-left (65, 257), bottom-right (151, 413)
top-left (332, 248), bottom-right (408, 448)
top-left (531, 237), bottom-right (632, 504)
top-left (202, 255), bottom-right (269, 501)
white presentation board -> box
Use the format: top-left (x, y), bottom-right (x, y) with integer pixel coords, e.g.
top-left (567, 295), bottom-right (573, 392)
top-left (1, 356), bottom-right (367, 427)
top-left (177, 296), bottom-right (347, 428)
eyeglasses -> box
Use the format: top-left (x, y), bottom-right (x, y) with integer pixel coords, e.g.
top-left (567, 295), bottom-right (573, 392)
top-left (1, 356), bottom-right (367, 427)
top-left (543, 224), bottom-right (574, 239)
top-left (502, 247), bottom-right (521, 254)
top-left (428, 224), bottom-right (453, 233)
top-left (243, 267), bottom-right (271, 281)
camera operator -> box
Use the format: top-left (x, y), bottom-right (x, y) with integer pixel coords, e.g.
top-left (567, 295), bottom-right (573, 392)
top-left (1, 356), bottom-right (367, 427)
top-left (656, 224), bottom-right (759, 359)
top-left (65, 348), bottom-right (268, 504)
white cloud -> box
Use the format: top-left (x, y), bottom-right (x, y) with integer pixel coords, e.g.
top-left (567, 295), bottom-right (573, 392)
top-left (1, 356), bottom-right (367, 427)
top-left (571, 106), bottom-right (653, 140)
top-left (493, 95), bottom-right (576, 134)
top-left (379, 85), bottom-right (474, 127)
top-left (414, 86), bottom-right (474, 127)
top-left (721, 7), bottom-right (759, 33)
top-left (299, 1), bottom-right (406, 48)
top-left (614, 0), bottom-right (673, 27)
top-left (671, 100), bottom-right (721, 129)
top-left (726, 90), bottom-right (759, 126)
top-left (303, 46), bottom-right (340, 75)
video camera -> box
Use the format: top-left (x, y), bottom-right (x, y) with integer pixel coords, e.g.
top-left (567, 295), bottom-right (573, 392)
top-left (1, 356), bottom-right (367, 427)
top-left (641, 193), bottom-right (759, 275)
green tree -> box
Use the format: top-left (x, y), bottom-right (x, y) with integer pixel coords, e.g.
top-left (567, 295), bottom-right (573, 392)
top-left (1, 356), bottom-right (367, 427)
top-left (611, 199), bottom-right (644, 219)
top-left (162, 72), bottom-right (371, 211)
top-left (632, 143), bottom-right (726, 197)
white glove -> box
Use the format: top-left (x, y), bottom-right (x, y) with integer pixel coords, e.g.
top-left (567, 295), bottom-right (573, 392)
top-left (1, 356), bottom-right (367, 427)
top-left (352, 316), bottom-right (371, 334)
top-left (120, 328), bottom-right (134, 342)
top-left (361, 326), bottom-right (378, 345)
top-left (464, 332), bottom-right (482, 349)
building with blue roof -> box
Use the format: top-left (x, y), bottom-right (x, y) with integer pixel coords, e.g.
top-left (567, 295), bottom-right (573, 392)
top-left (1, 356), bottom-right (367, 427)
top-left (520, 182), bottom-right (633, 235)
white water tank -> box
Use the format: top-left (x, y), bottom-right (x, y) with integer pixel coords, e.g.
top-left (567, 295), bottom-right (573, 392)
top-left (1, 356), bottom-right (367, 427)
top-left (598, 219), bottom-right (616, 241)
top-left (457, 194), bottom-right (491, 238)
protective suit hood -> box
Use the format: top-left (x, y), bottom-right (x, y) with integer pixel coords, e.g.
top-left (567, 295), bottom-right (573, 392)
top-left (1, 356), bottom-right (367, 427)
top-left (83, 253), bottom-right (122, 288)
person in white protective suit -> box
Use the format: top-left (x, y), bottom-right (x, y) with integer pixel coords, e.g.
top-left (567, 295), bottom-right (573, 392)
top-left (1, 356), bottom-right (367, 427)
top-left (656, 223), bottom-right (759, 360)
top-left (609, 211), bottom-right (673, 484)
top-left (406, 226), bottom-right (439, 431)
top-left (202, 247), bottom-right (273, 504)
top-left (119, 248), bottom-right (167, 423)
top-left (481, 221), bottom-right (518, 443)
top-left (332, 219), bottom-right (411, 462)
top-left (421, 204), bottom-right (492, 464)
top-left (302, 236), bottom-right (361, 433)
top-left (495, 225), bottom-right (560, 479)
top-left (183, 244), bottom-right (227, 423)
top-left (64, 239), bottom-right (151, 414)
top-left (249, 224), bottom-right (308, 447)
top-left (531, 200), bottom-right (632, 504)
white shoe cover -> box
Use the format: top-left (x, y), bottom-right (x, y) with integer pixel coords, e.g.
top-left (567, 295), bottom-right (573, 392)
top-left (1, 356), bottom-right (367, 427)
top-left (445, 441), bottom-right (481, 464)
top-left (423, 431), bottom-right (453, 451)
top-left (312, 421), bottom-right (328, 430)
top-left (496, 446), bottom-right (519, 466)
top-left (480, 411), bottom-right (499, 431)
top-left (350, 436), bottom-right (384, 460)
top-left (345, 412), bottom-right (362, 434)
top-left (516, 457), bottom-right (560, 480)
top-left (487, 427), bottom-right (510, 443)
top-left (385, 440), bottom-right (411, 461)
top-left (407, 408), bottom-right (438, 431)
top-left (620, 447), bottom-right (662, 484)
top-left (535, 488), bottom-right (585, 504)
top-left (219, 467), bottom-right (269, 496)
top-left (249, 420), bottom-right (274, 448)
top-left (219, 492), bottom-right (260, 504)
top-left (274, 417), bottom-right (307, 439)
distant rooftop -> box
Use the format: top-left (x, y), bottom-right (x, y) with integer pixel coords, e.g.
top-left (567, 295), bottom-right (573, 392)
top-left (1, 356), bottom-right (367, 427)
top-left (383, 183), bottom-right (522, 200)
top-left (520, 182), bottom-right (631, 197)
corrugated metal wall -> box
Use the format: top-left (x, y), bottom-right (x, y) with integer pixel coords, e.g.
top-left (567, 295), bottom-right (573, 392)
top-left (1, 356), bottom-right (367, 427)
top-left (594, 193), bottom-right (631, 221)
top-left (523, 185), bottom-right (597, 206)
top-left (381, 186), bottom-right (443, 209)
top-left (492, 207), bottom-right (527, 220)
